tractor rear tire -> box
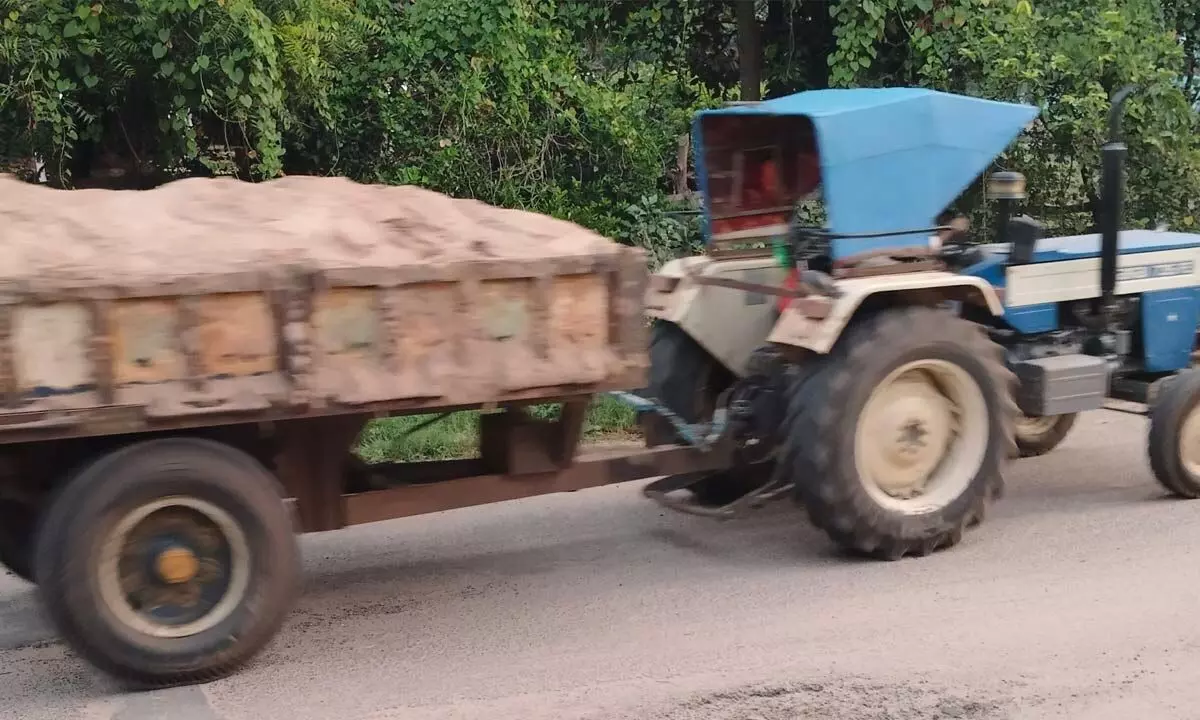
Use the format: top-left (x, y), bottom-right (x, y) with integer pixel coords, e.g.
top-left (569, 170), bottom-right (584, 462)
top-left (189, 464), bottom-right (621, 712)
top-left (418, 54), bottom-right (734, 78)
top-left (1148, 369), bottom-right (1200, 498)
top-left (1014, 413), bottom-right (1077, 457)
top-left (645, 321), bottom-right (750, 505)
top-left (784, 306), bottom-right (1017, 560)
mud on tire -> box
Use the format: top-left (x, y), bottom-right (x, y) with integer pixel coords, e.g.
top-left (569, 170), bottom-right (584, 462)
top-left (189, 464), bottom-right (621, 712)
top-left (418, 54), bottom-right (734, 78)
top-left (784, 306), bottom-right (1017, 560)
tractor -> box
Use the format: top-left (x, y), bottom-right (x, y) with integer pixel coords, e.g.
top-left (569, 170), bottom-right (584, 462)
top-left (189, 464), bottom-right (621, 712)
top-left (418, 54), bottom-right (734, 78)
top-left (640, 85), bottom-right (1200, 559)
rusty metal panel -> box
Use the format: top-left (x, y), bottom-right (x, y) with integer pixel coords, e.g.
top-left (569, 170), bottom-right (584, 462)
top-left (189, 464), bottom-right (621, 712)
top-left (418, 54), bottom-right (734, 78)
top-left (12, 303), bottom-right (93, 396)
top-left (385, 282), bottom-right (456, 396)
top-left (551, 274), bottom-right (609, 350)
top-left (313, 288), bottom-right (380, 361)
top-left (193, 293), bottom-right (277, 377)
top-left (110, 299), bottom-right (185, 385)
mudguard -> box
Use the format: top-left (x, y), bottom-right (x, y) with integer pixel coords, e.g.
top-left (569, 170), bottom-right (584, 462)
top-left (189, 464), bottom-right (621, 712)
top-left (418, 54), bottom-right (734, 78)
top-left (767, 272), bottom-right (1005, 354)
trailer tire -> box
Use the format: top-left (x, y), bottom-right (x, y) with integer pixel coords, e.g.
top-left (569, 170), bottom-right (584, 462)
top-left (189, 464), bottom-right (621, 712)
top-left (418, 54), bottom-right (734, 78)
top-left (1148, 369), bottom-right (1200, 498)
top-left (0, 499), bottom-right (36, 583)
top-left (784, 306), bottom-right (1016, 560)
top-left (1015, 413), bottom-right (1077, 457)
top-left (34, 438), bottom-right (299, 687)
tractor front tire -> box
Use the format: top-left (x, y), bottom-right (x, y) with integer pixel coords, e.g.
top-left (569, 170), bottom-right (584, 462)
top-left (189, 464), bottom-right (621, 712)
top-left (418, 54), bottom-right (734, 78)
top-left (1014, 412), bottom-right (1077, 457)
top-left (784, 306), bottom-right (1017, 560)
top-left (1148, 369), bottom-right (1200, 498)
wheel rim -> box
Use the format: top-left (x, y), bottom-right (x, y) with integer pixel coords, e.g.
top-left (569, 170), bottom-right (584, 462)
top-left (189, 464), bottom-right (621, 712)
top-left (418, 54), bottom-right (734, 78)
top-left (97, 496), bottom-right (251, 639)
top-left (1015, 413), bottom-right (1059, 438)
top-left (854, 358), bottom-right (990, 515)
top-left (1179, 407), bottom-right (1200, 479)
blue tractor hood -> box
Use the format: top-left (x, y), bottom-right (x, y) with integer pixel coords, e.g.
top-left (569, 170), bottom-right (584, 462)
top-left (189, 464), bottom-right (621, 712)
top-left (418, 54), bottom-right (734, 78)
top-left (692, 88), bottom-right (1040, 259)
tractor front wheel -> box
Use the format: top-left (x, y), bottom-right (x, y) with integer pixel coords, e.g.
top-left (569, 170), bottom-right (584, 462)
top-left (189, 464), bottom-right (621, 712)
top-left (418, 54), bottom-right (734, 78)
top-left (1148, 369), bottom-right (1200, 498)
top-left (784, 306), bottom-right (1016, 560)
top-left (1014, 412), bottom-right (1077, 457)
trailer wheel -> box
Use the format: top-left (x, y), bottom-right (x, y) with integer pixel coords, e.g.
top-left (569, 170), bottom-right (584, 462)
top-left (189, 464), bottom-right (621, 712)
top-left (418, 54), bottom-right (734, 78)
top-left (34, 438), bottom-right (299, 687)
top-left (1014, 412), bottom-right (1077, 457)
top-left (0, 499), bottom-right (36, 583)
top-left (645, 320), bottom-right (746, 504)
top-left (1148, 369), bottom-right (1200, 498)
top-left (784, 306), bottom-right (1016, 560)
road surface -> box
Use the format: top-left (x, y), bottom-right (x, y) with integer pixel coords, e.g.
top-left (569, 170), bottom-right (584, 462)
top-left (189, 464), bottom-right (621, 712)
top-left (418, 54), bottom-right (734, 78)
top-left (3, 409), bottom-right (1200, 720)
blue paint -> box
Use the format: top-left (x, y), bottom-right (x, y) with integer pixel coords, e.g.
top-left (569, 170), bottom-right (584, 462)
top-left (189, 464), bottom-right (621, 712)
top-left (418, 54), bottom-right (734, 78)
top-left (1140, 288), bottom-right (1200, 372)
top-left (1004, 304), bottom-right (1058, 334)
top-left (693, 88), bottom-right (1039, 260)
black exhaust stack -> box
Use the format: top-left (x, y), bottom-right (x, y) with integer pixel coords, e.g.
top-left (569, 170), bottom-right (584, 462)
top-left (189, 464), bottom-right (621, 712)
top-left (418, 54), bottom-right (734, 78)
top-left (1098, 84), bottom-right (1138, 320)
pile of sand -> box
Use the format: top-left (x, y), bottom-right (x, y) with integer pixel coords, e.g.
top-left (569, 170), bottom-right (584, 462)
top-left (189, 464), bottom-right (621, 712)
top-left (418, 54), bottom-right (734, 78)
top-left (0, 175), bottom-right (621, 286)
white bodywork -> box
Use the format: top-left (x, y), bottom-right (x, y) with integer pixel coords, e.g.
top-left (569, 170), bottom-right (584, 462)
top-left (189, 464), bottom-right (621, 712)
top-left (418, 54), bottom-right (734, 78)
top-left (1005, 247), bottom-right (1200, 307)
top-left (767, 272), bottom-right (1004, 354)
top-left (645, 255), bottom-right (785, 376)
top-left (647, 253), bottom-right (1006, 370)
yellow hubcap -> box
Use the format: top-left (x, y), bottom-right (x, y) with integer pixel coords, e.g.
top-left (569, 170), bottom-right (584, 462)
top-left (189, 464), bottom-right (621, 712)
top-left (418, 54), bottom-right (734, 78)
top-left (156, 547), bottom-right (200, 585)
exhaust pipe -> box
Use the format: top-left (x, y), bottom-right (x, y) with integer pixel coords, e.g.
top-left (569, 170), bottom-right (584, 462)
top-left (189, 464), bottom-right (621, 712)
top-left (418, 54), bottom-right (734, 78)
top-left (1098, 84), bottom-right (1138, 321)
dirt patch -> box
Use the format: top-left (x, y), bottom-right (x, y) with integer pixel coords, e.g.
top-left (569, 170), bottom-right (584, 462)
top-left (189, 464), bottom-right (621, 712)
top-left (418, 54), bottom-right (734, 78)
top-left (645, 679), bottom-right (1011, 720)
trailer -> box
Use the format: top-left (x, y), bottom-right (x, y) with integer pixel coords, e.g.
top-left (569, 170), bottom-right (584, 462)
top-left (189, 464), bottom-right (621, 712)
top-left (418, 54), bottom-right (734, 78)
top-left (0, 175), bottom-right (729, 687)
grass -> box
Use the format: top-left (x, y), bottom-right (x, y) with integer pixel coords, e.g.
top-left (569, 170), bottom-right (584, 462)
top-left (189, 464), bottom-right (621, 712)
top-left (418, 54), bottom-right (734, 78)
top-left (355, 394), bottom-right (640, 463)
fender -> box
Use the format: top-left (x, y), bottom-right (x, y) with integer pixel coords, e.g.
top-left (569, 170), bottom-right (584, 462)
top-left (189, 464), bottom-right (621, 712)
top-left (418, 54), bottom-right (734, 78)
top-left (767, 272), bottom-right (1005, 354)
top-left (645, 255), bottom-right (786, 377)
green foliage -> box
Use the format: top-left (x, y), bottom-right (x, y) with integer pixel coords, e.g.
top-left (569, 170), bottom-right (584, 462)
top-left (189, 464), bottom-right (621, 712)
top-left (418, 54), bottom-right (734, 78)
top-left (357, 396), bottom-right (638, 462)
top-left (1, 0), bottom-right (365, 185)
top-left (294, 0), bottom-right (725, 241)
top-left (827, 0), bottom-right (1200, 235)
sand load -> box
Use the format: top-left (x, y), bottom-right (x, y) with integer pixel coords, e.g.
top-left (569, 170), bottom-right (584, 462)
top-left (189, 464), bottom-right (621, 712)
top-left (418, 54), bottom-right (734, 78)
top-left (0, 175), bottom-right (648, 424)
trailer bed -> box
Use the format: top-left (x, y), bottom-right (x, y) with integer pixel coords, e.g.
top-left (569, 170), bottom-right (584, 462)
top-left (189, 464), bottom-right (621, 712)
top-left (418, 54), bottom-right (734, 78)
top-left (0, 175), bottom-right (649, 442)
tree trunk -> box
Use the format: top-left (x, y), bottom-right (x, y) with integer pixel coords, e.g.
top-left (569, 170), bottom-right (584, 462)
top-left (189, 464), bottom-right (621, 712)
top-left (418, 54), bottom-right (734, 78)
top-left (736, 0), bottom-right (762, 101)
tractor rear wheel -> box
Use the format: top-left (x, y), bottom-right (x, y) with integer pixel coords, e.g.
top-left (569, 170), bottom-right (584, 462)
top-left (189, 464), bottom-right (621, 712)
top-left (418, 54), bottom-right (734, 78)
top-left (784, 306), bottom-right (1016, 560)
top-left (644, 321), bottom-right (758, 505)
top-left (1148, 369), bottom-right (1200, 498)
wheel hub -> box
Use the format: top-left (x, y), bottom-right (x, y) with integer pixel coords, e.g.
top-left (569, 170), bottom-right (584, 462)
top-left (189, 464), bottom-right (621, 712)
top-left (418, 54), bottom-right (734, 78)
top-left (1015, 413), bottom-right (1059, 437)
top-left (98, 497), bottom-right (250, 639)
top-left (865, 375), bottom-right (955, 498)
top-left (854, 359), bottom-right (989, 515)
top-left (155, 546), bottom-right (200, 585)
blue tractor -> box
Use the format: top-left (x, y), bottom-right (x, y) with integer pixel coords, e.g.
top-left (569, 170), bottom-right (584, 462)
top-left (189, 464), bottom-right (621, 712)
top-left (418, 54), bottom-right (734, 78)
top-left (641, 85), bottom-right (1200, 559)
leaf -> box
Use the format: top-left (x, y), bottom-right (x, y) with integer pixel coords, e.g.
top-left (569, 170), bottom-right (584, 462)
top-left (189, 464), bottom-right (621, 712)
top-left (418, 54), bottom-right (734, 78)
top-left (63, 20), bottom-right (80, 37)
top-left (83, 74), bottom-right (98, 88)
top-left (239, 94), bottom-right (253, 107)
top-left (157, 28), bottom-right (169, 42)
top-left (152, 43), bottom-right (167, 59)
top-left (197, 55), bottom-right (210, 70)
top-left (160, 61), bottom-right (175, 76)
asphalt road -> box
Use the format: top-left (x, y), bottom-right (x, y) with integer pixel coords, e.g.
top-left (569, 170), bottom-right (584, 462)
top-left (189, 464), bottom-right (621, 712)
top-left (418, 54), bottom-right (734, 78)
top-left (4, 409), bottom-right (1200, 720)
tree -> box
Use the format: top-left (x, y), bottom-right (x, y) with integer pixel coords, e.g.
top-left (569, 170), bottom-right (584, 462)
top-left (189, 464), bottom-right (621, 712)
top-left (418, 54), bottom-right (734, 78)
top-left (825, 0), bottom-right (1200, 234)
